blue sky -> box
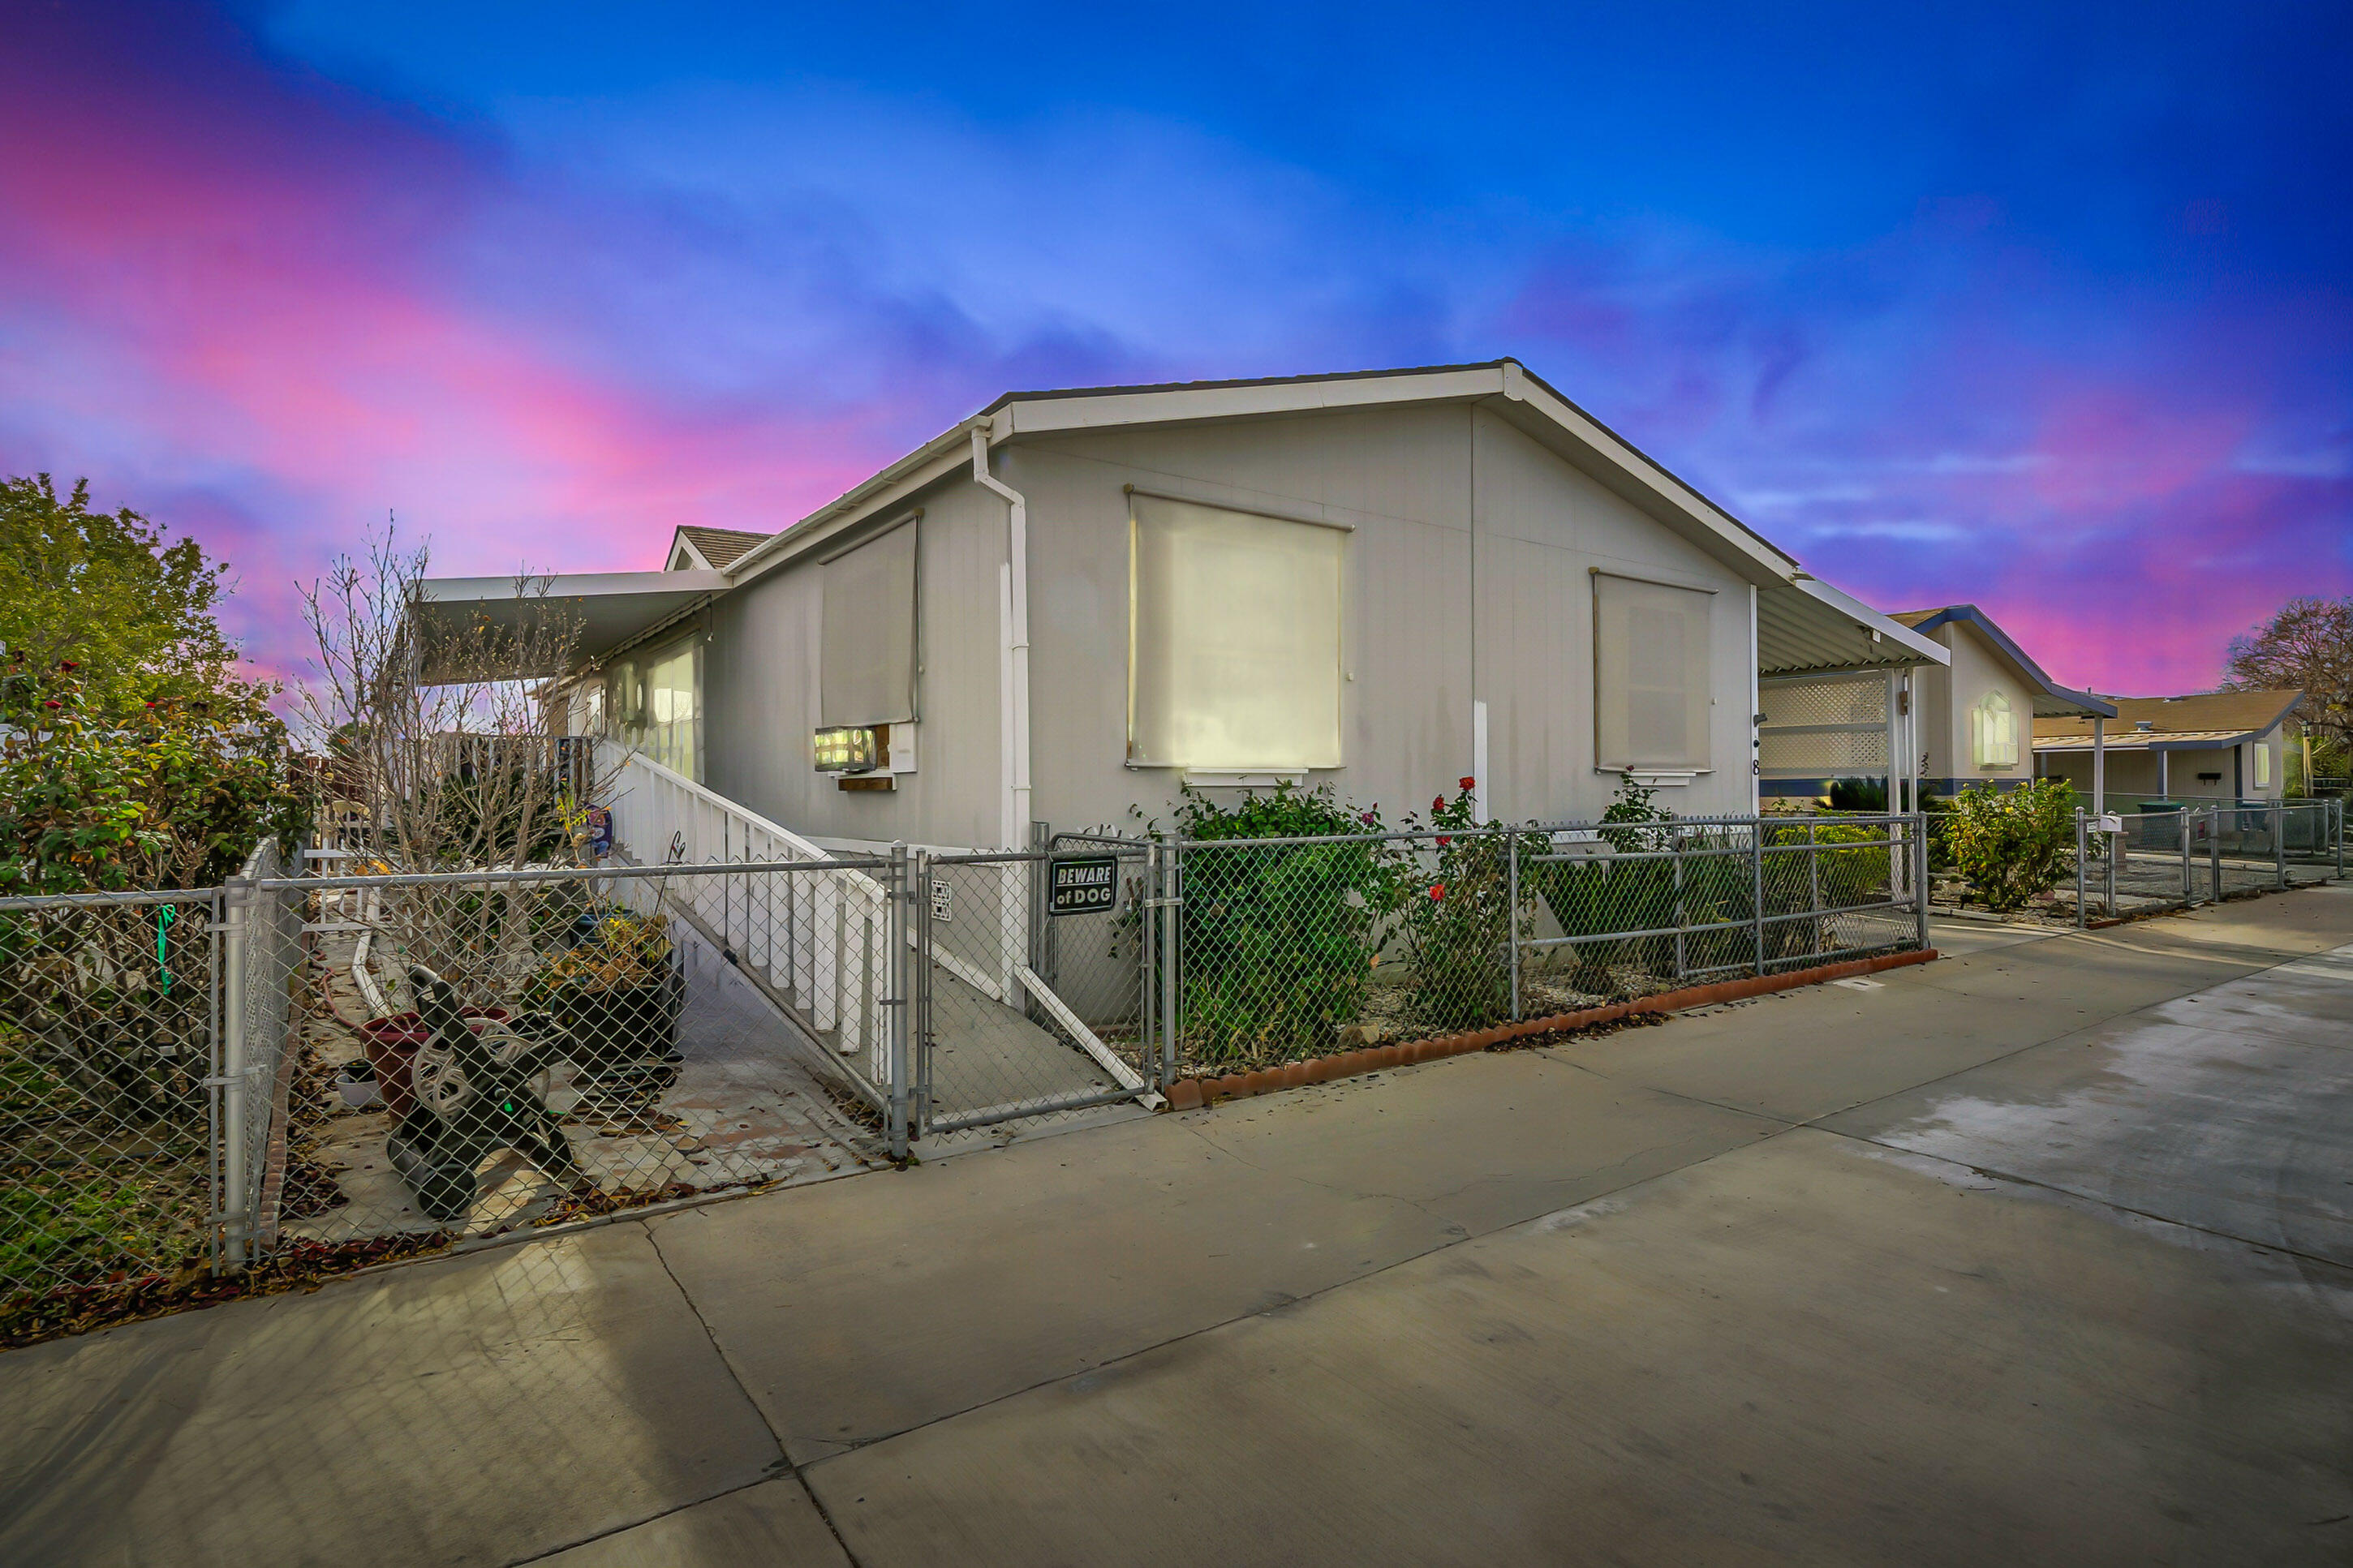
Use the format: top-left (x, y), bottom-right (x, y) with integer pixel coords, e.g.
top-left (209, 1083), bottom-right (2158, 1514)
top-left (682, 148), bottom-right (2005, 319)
top-left (4, 0), bottom-right (2347, 688)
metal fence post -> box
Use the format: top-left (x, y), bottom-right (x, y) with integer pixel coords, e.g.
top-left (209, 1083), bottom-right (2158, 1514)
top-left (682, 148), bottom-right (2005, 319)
top-left (2338, 798), bottom-right (2346, 879)
top-left (2179, 807), bottom-right (2192, 906)
top-left (215, 871), bottom-right (252, 1269)
top-left (1750, 820), bottom-right (1766, 978)
top-left (887, 842), bottom-right (910, 1162)
top-left (1508, 830), bottom-right (1523, 1021)
top-left (2274, 804), bottom-right (2286, 888)
top-left (1168, 840), bottom-right (1185, 1078)
top-left (1914, 812), bottom-right (1930, 952)
top-left (2210, 804), bottom-right (2223, 900)
top-left (2071, 809), bottom-right (2084, 929)
top-left (1805, 818), bottom-right (1821, 960)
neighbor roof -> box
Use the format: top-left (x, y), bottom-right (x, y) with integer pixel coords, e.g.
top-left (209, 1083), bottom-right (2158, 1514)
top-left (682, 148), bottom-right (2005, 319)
top-left (1887, 604), bottom-right (2114, 719)
top-left (2033, 689), bottom-right (2303, 748)
top-left (667, 526), bottom-right (767, 571)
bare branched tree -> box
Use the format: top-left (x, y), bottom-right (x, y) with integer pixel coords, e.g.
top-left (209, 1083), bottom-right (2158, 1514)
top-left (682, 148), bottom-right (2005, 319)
top-left (2226, 596), bottom-right (2353, 751)
top-left (300, 522), bottom-right (614, 999)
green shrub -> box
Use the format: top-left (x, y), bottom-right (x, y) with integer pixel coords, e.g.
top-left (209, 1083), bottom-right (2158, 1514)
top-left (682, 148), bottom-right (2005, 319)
top-left (1142, 783), bottom-right (1404, 1067)
top-left (1943, 779), bottom-right (2079, 910)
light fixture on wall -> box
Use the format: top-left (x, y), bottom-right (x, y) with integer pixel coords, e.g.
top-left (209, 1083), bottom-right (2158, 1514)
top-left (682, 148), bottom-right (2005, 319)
top-left (813, 725), bottom-right (879, 774)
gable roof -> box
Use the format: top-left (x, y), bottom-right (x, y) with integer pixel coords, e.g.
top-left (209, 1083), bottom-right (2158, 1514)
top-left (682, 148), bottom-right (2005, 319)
top-left (2034, 688), bottom-right (2303, 746)
top-left (1888, 604), bottom-right (2114, 718)
top-left (725, 360), bottom-right (1803, 589)
top-left (715, 359), bottom-right (1945, 677)
top-left (666, 526), bottom-right (767, 572)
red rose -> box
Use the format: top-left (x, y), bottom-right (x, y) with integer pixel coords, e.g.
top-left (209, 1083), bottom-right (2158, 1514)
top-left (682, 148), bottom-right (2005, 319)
top-left (1436, 836), bottom-right (1451, 848)
top-left (1429, 883), bottom-right (1445, 900)
top-left (1459, 775), bottom-right (1476, 790)
top-left (1431, 796), bottom-right (1445, 812)
top-left (1359, 811), bottom-right (1375, 826)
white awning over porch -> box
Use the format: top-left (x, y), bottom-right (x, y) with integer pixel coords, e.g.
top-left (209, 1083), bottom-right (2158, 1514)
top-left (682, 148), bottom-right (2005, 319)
top-left (1757, 574), bottom-right (1950, 678)
top-left (411, 570), bottom-right (729, 682)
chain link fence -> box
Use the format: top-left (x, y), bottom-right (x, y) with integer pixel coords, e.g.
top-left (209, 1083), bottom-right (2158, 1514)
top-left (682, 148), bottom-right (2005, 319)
top-left (1155, 815), bottom-right (1929, 1080)
top-left (6, 809), bottom-right (1952, 1332)
top-left (2, 851), bottom-right (903, 1337)
top-left (2073, 800), bottom-right (2346, 924)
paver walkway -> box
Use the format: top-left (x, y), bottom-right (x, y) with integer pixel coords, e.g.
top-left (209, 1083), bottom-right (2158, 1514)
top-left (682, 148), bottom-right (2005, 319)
top-left (4, 889), bottom-right (2349, 1566)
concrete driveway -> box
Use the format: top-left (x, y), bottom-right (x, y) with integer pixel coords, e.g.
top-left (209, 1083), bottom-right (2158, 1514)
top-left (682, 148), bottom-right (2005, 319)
top-left (4, 890), bottom-right (2349, 1566)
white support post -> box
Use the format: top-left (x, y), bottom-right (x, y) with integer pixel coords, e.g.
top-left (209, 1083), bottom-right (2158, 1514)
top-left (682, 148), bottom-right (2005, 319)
top-left (2093, 717), bottom-right (2106, 818)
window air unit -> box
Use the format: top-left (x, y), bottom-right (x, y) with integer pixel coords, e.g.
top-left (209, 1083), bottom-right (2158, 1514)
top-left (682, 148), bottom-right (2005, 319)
top-left (813, 726), bottom-right (879, 774)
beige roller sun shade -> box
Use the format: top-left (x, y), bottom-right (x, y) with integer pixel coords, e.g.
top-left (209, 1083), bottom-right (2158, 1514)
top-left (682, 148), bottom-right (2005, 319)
top-left (820, 520), bottom-right (918, 728)
top-left (1129, 494), bottom-right (1343, 772)
top-left (1594, 571), bottom-right (1713, 771)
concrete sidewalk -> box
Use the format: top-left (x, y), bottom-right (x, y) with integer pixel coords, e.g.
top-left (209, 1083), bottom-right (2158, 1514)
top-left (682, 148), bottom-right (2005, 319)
top-left (4, 890), bottom-right (2349, 1566)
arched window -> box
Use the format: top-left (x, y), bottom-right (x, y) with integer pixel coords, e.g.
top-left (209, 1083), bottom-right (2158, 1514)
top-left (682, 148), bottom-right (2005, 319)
top-left (1971, 690), bottom-right (2017, 769)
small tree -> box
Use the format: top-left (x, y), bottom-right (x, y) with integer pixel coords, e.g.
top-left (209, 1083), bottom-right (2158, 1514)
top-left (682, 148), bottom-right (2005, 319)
top-left (301, 524), bottom-right (613, 997)
top-left (1942, 779), bottom-right (2079, 912)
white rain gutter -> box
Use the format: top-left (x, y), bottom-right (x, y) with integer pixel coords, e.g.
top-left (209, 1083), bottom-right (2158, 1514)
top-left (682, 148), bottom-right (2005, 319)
top-left (971, 426), bottom-right (1033, 849)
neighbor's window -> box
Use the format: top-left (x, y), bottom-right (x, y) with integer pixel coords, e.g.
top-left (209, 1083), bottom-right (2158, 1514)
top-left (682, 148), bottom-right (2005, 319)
top-left (1970, 690), bottom-right (2017, 769)
top-left (821, 519), bottom-right (919, 729)
top-left (604, 634), bottom-right (701, 780)
top-left (1593, 572), bottom-right (1713, 771)
top-left (2254, 741), bottom-right (2271, 788)
top-left (1129, 493), bottom-right (1343, 772)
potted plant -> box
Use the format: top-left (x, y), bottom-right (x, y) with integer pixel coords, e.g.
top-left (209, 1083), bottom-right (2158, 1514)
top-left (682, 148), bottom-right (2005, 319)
top-left (522, 909), bottom-right (682, 1082)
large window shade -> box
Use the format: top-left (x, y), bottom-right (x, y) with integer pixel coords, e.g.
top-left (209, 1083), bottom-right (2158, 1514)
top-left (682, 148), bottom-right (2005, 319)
top-left (1129, 494), bottom-right (1343, 771)
top-left (820, 521), bottom-right (918, 727)
top-left (1594, 572), bottom-right (1713, 771)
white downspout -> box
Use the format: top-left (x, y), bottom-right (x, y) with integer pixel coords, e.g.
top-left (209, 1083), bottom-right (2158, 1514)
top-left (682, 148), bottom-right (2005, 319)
top-left (972, 427), bottom-right (1032, 849)
top-left (1748, 584), bottom-right (1762, 815)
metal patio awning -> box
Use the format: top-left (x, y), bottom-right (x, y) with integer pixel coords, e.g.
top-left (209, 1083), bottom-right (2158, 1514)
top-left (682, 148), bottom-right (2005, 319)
top-left (1757, 574), bottom-right (1949, 677)
top-left (411, 571), bottom-right (729, 683)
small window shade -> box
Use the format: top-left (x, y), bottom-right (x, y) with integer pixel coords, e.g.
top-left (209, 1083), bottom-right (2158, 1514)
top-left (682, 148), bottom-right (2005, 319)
top-left (1593, 573), bottom-right (1712, 771)
top-left (1129, 494), bottom-right (1343, 771)
top-left (821, 521), bottom-right (918, 727)
top-left (2254, 742), bottom-right (2270, 788)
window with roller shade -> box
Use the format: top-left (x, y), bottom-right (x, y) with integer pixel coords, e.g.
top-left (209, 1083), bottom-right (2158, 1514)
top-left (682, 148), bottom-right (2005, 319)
top-left (820, 520), bottom-right (918, 728)
top-left (1129, 493), bottom-right (1344, 772)
top-left (1593, 572), bottom-right (1713, 771)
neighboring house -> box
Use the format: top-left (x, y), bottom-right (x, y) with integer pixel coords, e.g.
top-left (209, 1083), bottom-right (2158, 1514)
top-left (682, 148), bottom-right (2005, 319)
top-left (1890, 605), bottom-right (2114, 798)
top-left (2035, 689), bottom-right (2304, 804)
top-left (1757, 602), bottom-right (2108, 808)
top-left (418, 360), bottom-right (1946, 853)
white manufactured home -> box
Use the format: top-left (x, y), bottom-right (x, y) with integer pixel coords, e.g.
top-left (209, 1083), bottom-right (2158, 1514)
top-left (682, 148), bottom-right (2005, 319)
top-left (422, 360), bottom-right (1946, 853)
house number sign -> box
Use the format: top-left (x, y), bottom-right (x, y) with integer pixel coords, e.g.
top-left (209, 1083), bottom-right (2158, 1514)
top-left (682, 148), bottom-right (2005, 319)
top-left (1047, 855), bottom-right (1119, 916)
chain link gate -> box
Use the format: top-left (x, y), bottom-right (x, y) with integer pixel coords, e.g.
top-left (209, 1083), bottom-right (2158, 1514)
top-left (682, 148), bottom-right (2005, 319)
top-left (909, 836), bottom-right (1164, 1143)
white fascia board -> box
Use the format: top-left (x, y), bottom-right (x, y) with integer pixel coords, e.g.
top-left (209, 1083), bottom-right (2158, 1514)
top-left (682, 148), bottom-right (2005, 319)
top-left (1491, 376), bottom-right (1796, 585)
top-left (418, 569), bottom-right (729, 603)
top-left (1793, 576), bottom-right (1951, 666)
top-left (726, 434), bottom-right (974, 588)
top-left (994, 365), bottom-right (1512, 437)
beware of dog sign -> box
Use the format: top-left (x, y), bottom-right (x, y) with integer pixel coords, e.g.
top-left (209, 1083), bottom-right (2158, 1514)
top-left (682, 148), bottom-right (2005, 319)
top-left (1048, 855), bottom-right (1119, 916)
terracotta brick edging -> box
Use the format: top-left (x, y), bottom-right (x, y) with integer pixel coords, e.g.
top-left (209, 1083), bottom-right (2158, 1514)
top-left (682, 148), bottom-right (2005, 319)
top-left (1164, 947), bottom-right (1939, 1110)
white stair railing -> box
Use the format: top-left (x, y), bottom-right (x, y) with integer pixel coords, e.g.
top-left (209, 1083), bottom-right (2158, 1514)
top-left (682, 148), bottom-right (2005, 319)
top-left (605, 750), bottom-right (892, 1084)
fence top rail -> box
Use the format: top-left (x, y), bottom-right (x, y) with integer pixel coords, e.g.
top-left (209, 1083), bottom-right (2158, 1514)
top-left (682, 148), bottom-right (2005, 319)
top-left (267, 855), bottom-right (888, 893)
top-left (0, 885), bottom-right (225, 913)
top-left (1164, 812), bottom-right (1926, 855)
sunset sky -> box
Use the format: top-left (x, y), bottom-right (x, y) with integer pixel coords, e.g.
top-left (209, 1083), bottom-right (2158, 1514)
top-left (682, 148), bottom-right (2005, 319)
top-left (4, 0), bottom-right (2347, 694)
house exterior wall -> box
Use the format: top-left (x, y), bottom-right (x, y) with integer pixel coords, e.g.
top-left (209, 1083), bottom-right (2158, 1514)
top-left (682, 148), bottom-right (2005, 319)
top-left (678, 399), bottom-right (1763, 849)
top-left (698, 467), bottom-right (1008, 850)
top-left (1007, 402), bottom-right (1757, 834)
top-left (2036, 739), bottom-right (2281, 803)
top-left (1919, 621), bottom-right (2036, 795)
